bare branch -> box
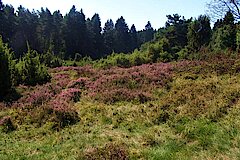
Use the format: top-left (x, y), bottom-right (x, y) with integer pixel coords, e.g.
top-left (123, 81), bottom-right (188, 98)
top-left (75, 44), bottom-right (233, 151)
top-left (207, 0), bottom-right (240, 21)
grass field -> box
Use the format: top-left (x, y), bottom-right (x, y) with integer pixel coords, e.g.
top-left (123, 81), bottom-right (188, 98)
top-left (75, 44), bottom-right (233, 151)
top-left (1, 57), bottom-right (240, 159)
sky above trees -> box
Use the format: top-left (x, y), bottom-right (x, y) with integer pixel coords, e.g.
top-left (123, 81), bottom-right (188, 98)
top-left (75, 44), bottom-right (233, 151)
top-left (2, 0), bottom-right (209, 30)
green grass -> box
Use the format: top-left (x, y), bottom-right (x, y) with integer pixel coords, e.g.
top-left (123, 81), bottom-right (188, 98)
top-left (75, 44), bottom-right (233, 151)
top-left (2, 59), bottom-right (240, 159)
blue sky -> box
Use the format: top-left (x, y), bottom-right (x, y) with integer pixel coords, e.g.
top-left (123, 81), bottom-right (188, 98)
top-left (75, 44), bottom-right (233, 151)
top-left (2, 0), bottom-right (209, 30)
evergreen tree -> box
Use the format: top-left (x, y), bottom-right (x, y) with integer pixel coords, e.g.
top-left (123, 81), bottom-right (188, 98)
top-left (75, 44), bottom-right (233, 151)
top-left (0, 36), bottom-right (12, 99)
top-left (37, 8), bottom-right (54, 54)
top-left (64, 6), bottom-right (87, 58)
top-left (0, 0), bottom-right (3, 11)
top-left (1, 5), bottom-right (17, 44)
top-left (188, 15), bottom-right (212, 51)
top-left (213, 19), bottom-right (223, 31)
top-left (103, 19), bottom-right (115, 55)
top-left (114, 16), bottom-right (130, 53)
top-left (144, 21), bottom-right (154, 42)
top-left (163, 14), bottom-right (192, 53)
top-left (86, 13), bottom-right (103, 59)
top-left (211, 11), bottom-right (236, 51)
top-left (12, 6), bottom-right (39, 57)
top-left (130, 24), bottom-right (138, 50)
top-left (52, 10), bottom-right (64, 56)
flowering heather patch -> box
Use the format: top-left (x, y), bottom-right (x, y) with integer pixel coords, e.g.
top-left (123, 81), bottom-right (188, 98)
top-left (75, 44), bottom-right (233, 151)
top-left (8, 77), bottom-right (81, 129)
top-left (16, 83), bottom-right (62, 106)
top-left (52, 65), bottom-right (95, 77)
top-left (52, 73), bottom-right (71, 88)
top-left (55, 88), bottom-right (81, 102)
top-left (67, 77), bottom-right (90, 89)
top-left (85, 63), bottom-right (174, 103)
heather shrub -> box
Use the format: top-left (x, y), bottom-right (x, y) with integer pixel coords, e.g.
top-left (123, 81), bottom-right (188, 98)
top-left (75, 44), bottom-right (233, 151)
top-left (81, 142), bottom-right (129, 160)
top-left (0, 116), bottom-right (16, 133)
top-left (25, 102), bottom-right (80, 129)
top-left (87, 63), bottom-right (173, 103)
top-left (48, 101), bottom-right (80, 130)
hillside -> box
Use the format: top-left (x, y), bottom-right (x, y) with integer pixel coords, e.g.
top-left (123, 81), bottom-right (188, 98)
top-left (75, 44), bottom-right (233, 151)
top-left (1, 56), bottom-right (240, 159)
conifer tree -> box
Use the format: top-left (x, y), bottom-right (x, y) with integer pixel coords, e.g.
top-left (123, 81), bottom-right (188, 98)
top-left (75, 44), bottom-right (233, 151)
top-left (103, 19), bottom-right (115, 55)
top-left (130, 24), bottom-right (138, 50)
top-left (211, 11), bottom-right (236, 50)
top-left (0, 36), bottom-right (12, 99)
top-left (188, 15), bottom-right (211, 51)
top-left (114, 16), bottom-right (130, 53)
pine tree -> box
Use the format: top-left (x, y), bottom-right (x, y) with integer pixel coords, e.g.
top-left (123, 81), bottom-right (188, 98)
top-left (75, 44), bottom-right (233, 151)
top-left (0, 36), bottom-right (12, 99)
top-left (0, 0), bottom-right (3, 11)
top-left (86, 13), bottom-right (103, 59)
top-left (37, 8), bottom-right (54, 54)
top-left (1, 5), bottom-right (17, 44)
top-left (210, 12), bottom-right (236, 51)
top-left (103, 19), bottom-right (115, 55)
top-left (188, 15), bottom-right (211, 51)
top-left (64, 6), bottom-right (87, 58)
top-left (130, 24), bottom-right (138, 50)
top-left (144, 21), bottom-right (154, 42)
top-left (12, 6), bottom-right (39, 57)
top-left (163, 14), bottom-right (192, 53)
top-left (114, 16), bottom-right (130, 53)
top-left (52, 10), bottom-right (64, 56)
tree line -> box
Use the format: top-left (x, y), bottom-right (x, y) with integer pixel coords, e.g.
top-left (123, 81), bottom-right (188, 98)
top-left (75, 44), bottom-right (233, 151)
top-left (0, 0), bottom-right (240, 101)
top-left (0, 1), bottom-right (155, 59)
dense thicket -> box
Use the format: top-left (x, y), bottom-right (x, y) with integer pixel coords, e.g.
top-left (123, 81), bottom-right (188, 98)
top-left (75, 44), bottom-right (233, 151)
top-left (0, 2), bottom-right (155, 59)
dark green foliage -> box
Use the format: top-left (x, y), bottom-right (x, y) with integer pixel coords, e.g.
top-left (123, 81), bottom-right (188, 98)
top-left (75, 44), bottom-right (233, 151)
top-left (52, 10), bottom-right (65, 56)
top-left (129, 24), bottom-right (138, 51)
top-left (147, 37), bottom-right (172, 62)
top-left (40, 51), bottom-right (63, 68)
top-left (154, 14), bottom-right (192, 55)
top-left (86, 14), bottom-right (103, 59)
top-left (237, 24), bottom-right (240, 51)
top-left (137, 21), bottom-right (155, 46)
top-left (211, 12), bottom-right (237, 51)
top-left (187, 15), bottom-right (211, 51)
top-left (12, 6), bottom-right (39, 57)
top-left (0, 37), bottom-right (12, 99)
top-left (0, 1), bottom-right (155, 59)
top-left (0, 0), bottom-right (3, 11)
top-left (64, 6), bottom-right (87, 58)
top-left (144, 21), bottom-right (155, 42)
top-left (114, 16), bottom-right (131, 53)
top-left (0, 5), bottom-right (17, 43)
top-left (16, 47), bottom-right (51, 86)
top-left (103, 19), bottom-right (115, 55)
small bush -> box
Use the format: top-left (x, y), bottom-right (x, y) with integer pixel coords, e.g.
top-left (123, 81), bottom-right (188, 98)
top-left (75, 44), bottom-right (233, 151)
top-left (0, 116), bottom-right (16, 133)
top-left (16, 48), bottom-right (51, 86)
top-left (81, 142), bottom-right (129, 160)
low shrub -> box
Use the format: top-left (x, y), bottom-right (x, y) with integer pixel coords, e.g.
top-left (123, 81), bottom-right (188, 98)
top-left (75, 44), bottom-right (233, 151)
top-left (0, 116), bottom-right (16, 133)
top-left (16, 48), bottom-right (51, 86)
top-left (81, 142), bottom-right (129, 160)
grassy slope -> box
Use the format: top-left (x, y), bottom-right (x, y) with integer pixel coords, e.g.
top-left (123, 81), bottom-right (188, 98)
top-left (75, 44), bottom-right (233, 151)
top-left (1, 58), bottom-right (240, 159)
